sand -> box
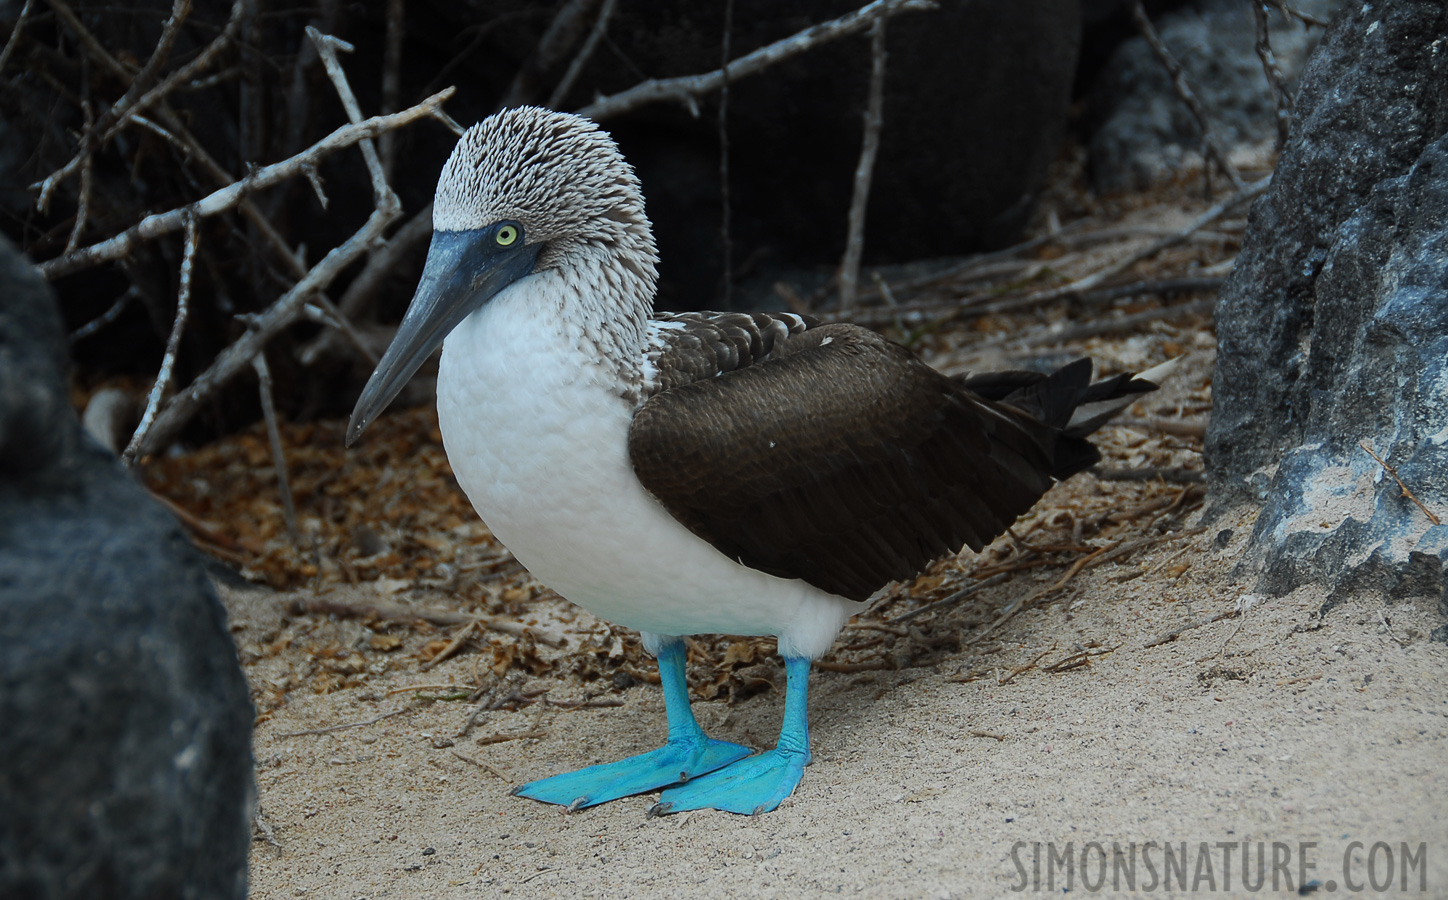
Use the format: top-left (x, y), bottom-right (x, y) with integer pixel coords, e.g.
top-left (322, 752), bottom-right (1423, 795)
top-left (227, 501), bottom-right (1448, 898)
top-left (212, 182), bottom-right (1445, 897)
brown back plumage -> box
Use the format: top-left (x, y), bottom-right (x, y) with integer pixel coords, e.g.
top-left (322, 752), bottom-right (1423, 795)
top-left (628, 322), bottom-right (1151, 602)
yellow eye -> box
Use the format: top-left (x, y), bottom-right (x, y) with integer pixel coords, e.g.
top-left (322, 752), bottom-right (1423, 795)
top-left (496, 224), bottom-right (519, 246)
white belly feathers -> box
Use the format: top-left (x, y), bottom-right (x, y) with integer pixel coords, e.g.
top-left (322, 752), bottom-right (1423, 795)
top-left (435, 277), bottom-right (854, 660)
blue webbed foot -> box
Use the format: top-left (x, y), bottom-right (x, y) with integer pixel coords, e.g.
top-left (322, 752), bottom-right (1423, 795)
top-left (512, 736), bottom-right (751, 810)
top-left (651, 745), bottom-right (808, 816)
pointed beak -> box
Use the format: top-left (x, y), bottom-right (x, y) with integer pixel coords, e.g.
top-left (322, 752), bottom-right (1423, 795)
top-left (346, 228), bottom-right (541, 447)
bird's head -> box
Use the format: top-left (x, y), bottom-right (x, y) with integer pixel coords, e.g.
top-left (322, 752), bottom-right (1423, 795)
top-left (346, 108), bottom-right (658, 446)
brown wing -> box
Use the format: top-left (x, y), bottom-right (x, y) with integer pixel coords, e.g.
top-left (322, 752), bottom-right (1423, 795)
top-left (627, 324), bottom-right (1066, 602)
top-left (644, 311), bottom-right (816, 393)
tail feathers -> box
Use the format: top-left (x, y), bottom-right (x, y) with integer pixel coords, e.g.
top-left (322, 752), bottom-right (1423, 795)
top-left (953, 358), bottom-right (1094, 429)
top-left (954, 356), bottom-right (1181, 480)
top-left (1063, 356), bottom-right (1180, 438)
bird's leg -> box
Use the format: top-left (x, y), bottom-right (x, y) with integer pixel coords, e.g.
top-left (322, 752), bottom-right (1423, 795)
top-left (651, 656), bottom-right (812, 816)
top-left (511, 639), bottom-right (751, 810)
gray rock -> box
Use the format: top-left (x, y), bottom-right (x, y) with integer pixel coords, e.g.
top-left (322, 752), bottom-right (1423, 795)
top-left (1088, 0), bottom-right (1344, 192)
top-left (0, 237), bottom-right (254, 898)
top-left (1204, 1), bottom-right (1448, 635)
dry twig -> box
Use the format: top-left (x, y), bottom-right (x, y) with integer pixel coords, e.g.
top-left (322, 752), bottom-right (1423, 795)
top-left (64, 64), bottom-right (95, 254)
top-left (450, 749), bottom-right (510, 781)
top-left (574, 0), bottom-right (934, 121)
top-left (39, 90), bottom-right (452, 280)
top-left (888, 572), bottom-right (1010, 624)
top-left (1129, 0), bottom-right (1244, 192)
top-left (1250, 0), bottom-right (1294, 149)
top-left (545, 0), bottom-right (617, 110)
top-left (251, 352), bottom-right (302, 545)
top-left (1094, 466), bottom-right (1205, 484)
top-left (100, 0), bottom-right (247, 145)
top-left (996, 646), bottom-right (1052, 685)
top-left (499, 0), bottom-right (599, 110)
top-left (965, 526), bottom-right (1206, 646)
top-left (1143, 609), bottom-right (1239, 648)
top-left (102, 39), bottom-right (453, 460)
top-left (0, 0), bottom-right (34, 76)
top-left (307, 27), bottom-right (390, 200)
top-left (123, 212), bottom-right (198, 464)
top-left (717, 0), bottom-right (735, 307)
top-left (36, 0), bottom-right (247, 213)
top-left (420, 619), bottom-right (481, 671)
top-left (1359, 441), bottom-right (1442, 525)
top-left (1002, 297), bottom-right (1215, 349)
top-left (837, 18), bottom-right (888, 311)
top-left (288, 596), bottom-right (566, 647)
top-left (277, 706), bottom-right (410, 738)
top-left (379, 0), bottom-right (405, 181)
top-left (1041, 177), bottom-right (1267, 298)
top-left (838, 176), bottom-right (1262, 328)
top-left (1116, 417), bottom-right (1209, 439)
top-left (475, 727), bottom-right (547, 747)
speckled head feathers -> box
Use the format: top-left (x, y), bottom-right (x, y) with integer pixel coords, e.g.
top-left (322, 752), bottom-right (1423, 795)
top-left (433, 108), bottom-right (658, 273)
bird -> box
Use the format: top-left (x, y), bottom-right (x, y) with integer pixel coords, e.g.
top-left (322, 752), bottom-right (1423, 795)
top-left (347, 106), bottom-right (1171, 816)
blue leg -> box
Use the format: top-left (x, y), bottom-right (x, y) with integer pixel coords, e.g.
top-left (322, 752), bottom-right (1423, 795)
top-left (652, 656), bottom-right (812, 816)
top-left (512, 640), bottom-right (751, 810)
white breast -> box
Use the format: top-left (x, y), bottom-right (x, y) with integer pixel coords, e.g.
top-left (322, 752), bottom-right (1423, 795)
top-left (435, 269), bottom-right (854, 659)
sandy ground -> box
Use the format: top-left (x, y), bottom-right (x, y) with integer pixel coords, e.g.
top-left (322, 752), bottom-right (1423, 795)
top-left (197, 180), bottom-right (1445, 897)
top-left (226, 502), bottom-right (1448, 898)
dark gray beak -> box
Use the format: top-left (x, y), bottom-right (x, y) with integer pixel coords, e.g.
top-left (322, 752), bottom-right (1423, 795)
top-left (346, 228), bottom-right (541, 447)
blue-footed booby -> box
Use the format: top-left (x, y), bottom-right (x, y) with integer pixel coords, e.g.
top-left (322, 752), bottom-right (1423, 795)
top-left (347, 107), bottom-right (1170, 816)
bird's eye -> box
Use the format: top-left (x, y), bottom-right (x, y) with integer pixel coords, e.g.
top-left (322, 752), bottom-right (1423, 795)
top-left (496, 224), bottom-right (520, 246)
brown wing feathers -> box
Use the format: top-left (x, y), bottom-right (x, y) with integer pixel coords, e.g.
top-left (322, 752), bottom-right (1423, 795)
top-left (629, 323), bottom-right (1116, 602)
top-left (646, 311), bottom-right (814, 392)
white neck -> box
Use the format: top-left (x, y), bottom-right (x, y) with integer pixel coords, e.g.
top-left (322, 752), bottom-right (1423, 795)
top-left (524, 249), bottom-right (654, 394)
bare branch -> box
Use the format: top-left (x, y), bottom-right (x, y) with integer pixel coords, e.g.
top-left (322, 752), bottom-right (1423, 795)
top-left (129, 204), bottom-right (399, 460)
top-left (1008, 296), bottom-right (1215, 347)
top-left (64, 68), bottom-right (94, 254)
top-left (306, 28), bottom-right (391, 206)
top-left (574, 0), bottom-right (935, 121)
top-left (102, 0), bottom-right (194, 135)
top-left (1045, 175), bottom-right (1268, 295)
top-left (379, 0), bottom-right (405, 181)
top-left (545, 0), bottom-right (617, 111)
top-left (100, 0), bottom-right (247, 144)
top-left (717, 0), bottom-right (734, 307)
top-left (297, 0), bottom-right (933, 362)
top-left (837, 18), bottom-right (888, 311)
top-left (1251, 0), bottom-right (1293, 150)
top-left (1270, 0), bottom-right (1330, 28)
top-left (295, 2), bottom-right (932, 372)
top-left (1129, 0), bottom-right (1245, 192)
top-left (69, 288), bottom-right (137, 343)
top-left (123, 212), bottom-right (198, 465)
top-left (129, 94), bottom-right (376, 363)
top-left (835, 175), bottom-right (1267, 328)
top-left (38, 88), bottom-right (453, 280)
top-left (44, 0), bottom-right (132, 81)
top-left (0, 0), bottom-right (35, 77)
top-left (252, 352), bottom-right (302, 544)
top-left (338, 203), bottom-right (434, 320)
top-left (500, 0), bottom-right (599, 110)
top-left (1360, 441), bottom-right (1442, 526)
top-left (36, 0), bottom-right (200, 210)
top-left (118, 22), bottom-right (426, 459)
top-left (297, 203), bottom-right (435, 366)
